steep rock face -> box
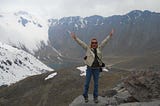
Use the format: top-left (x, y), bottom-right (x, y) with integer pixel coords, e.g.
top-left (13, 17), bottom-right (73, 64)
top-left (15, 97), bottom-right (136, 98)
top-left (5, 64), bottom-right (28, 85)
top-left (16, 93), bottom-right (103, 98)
top-left (48, 10), bottom-right (160, 58)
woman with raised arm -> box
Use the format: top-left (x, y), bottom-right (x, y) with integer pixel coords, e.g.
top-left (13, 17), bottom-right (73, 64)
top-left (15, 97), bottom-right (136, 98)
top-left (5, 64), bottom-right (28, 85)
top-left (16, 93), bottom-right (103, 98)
top-left (70, 29), bottom-right (114, 103)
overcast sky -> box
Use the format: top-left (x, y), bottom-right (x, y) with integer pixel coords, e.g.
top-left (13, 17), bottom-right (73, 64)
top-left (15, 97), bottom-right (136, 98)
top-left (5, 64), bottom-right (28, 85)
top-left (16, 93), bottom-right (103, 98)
top-left (0, 0), bottom-right (160, 18)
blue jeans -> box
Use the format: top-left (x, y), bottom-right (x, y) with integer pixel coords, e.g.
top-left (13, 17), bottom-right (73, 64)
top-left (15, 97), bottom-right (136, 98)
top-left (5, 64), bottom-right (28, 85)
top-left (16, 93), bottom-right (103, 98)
top-left (83, 66), bottom-right (100, 98)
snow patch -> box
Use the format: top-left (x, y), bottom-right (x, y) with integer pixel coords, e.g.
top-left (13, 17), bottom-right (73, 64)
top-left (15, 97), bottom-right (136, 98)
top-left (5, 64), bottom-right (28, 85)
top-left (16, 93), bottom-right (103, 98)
top-left (74, 24), bottom-right (79, 30)
top-left (84, 20), bottom-right (88, 24)
top-left (102, 68), bottom-right (109, 72)
top-left (51, 46), bottom-right (62, 57)
top-left (74, 24), bottom-right (78, 28)
top-left (80, 18), bottom-right (86, 28)
top-left (76, 65), bottom-right (109, 76)
top-left (57, 56), bottom-right (63, 61)
top-left (95, 19), bottom-right (99, 25)
top-left (45, 72), bottom-right (57, 80)
top-left (77, 65), bottom-right (87, 76)
top-left (100, 23), bottom-right (104, 25)
top-left (127, 15), bottom-right (131, 21)
top-left (135, 11), bottom-right (142, 19)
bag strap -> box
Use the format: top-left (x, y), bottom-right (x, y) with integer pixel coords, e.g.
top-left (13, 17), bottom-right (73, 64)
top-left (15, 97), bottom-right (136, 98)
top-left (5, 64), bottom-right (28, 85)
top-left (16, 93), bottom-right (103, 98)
top-left (91, 49), bottom-right (103, 63)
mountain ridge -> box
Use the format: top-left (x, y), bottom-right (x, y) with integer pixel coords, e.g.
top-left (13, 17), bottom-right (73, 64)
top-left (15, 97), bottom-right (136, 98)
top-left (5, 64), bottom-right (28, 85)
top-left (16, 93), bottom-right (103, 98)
top-left (48, 10), bottom-right (160, 59)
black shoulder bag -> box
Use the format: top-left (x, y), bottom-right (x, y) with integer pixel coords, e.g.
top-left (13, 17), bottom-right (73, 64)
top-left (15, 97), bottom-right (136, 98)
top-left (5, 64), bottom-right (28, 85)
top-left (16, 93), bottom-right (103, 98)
top-left (91, 49), bottom-right (105, 72)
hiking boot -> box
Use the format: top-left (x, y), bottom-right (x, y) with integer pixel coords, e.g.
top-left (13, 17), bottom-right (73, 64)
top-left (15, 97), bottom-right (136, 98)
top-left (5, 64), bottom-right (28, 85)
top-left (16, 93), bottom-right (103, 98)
top-left (83, 95), bottom-right (89, 103)
top-left (84, 97), bottom-right (89, 103)
top-left (94, 97), bottom-right (98, 103)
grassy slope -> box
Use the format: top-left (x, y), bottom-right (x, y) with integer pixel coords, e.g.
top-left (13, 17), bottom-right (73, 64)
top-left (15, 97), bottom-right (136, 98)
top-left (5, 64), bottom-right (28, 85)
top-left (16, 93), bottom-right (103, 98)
top-left (103, 51), bottom-right (160, 70)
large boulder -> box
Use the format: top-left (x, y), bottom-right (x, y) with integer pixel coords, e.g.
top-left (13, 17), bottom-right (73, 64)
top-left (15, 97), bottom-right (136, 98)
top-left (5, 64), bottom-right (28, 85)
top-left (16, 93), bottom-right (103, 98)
top-left (103, 83), bottom-right (138, 104)
top-left (124, 70), bottom-right (160, 102)
top-left (101, 70), bottom-right (160, 105)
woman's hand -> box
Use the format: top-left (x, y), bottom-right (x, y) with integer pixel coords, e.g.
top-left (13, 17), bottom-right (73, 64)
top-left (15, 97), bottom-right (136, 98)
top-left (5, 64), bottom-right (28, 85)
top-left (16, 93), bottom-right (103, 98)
top-left (110, 29), bottom-right (114, 37)
top-left (70, 32), bottom-right (76, 40)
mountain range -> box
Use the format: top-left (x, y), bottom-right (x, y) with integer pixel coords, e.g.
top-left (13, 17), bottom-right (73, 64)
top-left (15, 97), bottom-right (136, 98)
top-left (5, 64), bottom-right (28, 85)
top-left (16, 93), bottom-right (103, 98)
top-left (48, 10), bottom-right (160, 59)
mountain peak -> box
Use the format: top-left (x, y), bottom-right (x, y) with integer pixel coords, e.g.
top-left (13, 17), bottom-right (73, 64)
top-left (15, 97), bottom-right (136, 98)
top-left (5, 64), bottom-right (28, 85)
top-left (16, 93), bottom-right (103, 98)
top-left (87, 15), bottom-right (103, 19)
top-left (129, 10), bottom-right (143, 13)
top-left (127, 10), bottom-right (143, 17)
top-left (14, 11), bottom-right (29, 16)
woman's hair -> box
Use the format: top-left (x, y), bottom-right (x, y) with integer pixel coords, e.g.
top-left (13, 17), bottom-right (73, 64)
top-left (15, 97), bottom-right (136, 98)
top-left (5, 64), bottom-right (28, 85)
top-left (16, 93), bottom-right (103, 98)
top-left (90, 38), bottom-right (98, 48)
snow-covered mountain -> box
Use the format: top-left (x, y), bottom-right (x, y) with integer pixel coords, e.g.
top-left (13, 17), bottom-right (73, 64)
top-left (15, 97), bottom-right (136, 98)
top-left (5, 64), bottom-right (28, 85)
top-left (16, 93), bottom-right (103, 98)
top-left (0, 11), bottom-right (49, 53)
top-left (0, 42), bottom-right (54, 86)
top-left (0, 10), bottom-right (65, 71)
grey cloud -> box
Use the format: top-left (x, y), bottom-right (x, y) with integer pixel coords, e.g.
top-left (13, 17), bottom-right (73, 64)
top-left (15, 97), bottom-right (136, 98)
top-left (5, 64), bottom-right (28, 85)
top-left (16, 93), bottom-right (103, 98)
top-left (0, 0), bottom-right (160, 18)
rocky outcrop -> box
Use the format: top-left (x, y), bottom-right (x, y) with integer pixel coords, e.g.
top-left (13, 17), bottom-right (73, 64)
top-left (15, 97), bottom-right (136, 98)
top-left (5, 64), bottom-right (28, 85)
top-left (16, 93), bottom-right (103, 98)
top-left (70, 70), bottom-right (160, 106)
top-left (106, 70), bottom-right (160, 105)
top-left (69, 94), bottom-right (108, 106)
top-left (124, 70), bottom-right (160, 102)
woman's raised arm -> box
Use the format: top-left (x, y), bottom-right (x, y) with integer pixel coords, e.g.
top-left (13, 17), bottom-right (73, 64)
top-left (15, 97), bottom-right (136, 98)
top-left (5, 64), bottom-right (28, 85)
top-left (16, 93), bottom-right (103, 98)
top-left (99, 29), bottom-right (114, 49)
top-left (70, 32), bottom-right (88, 50)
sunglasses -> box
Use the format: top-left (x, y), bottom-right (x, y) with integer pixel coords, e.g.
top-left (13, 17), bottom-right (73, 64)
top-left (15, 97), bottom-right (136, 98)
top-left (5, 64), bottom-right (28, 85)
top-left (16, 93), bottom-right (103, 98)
top-left (91, 42), bottom-right (98, 44)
